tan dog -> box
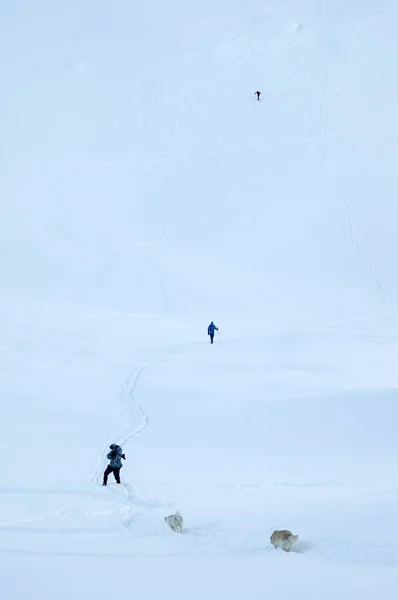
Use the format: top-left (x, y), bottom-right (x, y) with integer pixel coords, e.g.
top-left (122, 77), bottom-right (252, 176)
top-left (270, 529), bottom-right (299, 552)
top-left (164, 511), bottom-right (184, 534)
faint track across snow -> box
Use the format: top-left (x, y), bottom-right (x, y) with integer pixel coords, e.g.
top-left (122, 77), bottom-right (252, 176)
top-left (315, 3), bottom-right (386, 304)
top-left (90, 361), bottom-right (156, 487)
top-left (90, 339), bottom-right (205, 527)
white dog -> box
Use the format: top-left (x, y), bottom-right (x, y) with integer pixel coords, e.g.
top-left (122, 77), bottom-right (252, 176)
top-left (164, 511), bottom-right (184, 534)
top-left (270, 529), bottom-right (299, 552)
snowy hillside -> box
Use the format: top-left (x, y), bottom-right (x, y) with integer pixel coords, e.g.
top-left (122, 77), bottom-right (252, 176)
top-left (1, 0), bottom-right (398, 598)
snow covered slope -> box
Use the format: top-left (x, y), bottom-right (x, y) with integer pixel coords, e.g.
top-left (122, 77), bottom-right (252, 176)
top-left (1, 1), bottom-right (398, 598)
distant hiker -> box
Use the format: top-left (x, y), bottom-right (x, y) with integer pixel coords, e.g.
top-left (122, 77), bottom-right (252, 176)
top-left (255, 90), bottom-right (261, 101)
top-left (103, 444), bottom-right (125, 486)
top-left (207, 321), bottom-right (219, 344)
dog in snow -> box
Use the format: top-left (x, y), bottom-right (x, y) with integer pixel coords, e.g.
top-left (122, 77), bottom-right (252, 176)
top-left (164, 511), bottom-right (184, 534)
top-left (270, 529), bottom-right (299, 552)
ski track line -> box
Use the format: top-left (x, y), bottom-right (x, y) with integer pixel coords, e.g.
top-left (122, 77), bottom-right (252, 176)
top-left (2, 359), bottom-right (166, 535)
top-left (275, 81), bottom-right (357, 118)
top-left (152, 248), bottom-right (201, 312)
top-left (2, 356), bottom-right (168, 536)
top-left (315, 6), bottom-right (386, 304)
top-left (111, 224), bottom-right (202, 314)
top-left (0, 504), bottom-right (79, 529)
top-left (91, 341), bottom-right (208, 527)
top-left (90, 352), bottom-right (181, 524)
top-left (90, 362), bottom-right (154, 486)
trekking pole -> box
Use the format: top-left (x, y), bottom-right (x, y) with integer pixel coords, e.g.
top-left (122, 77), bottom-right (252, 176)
top-left (218, 331), bottom-right (222, 342)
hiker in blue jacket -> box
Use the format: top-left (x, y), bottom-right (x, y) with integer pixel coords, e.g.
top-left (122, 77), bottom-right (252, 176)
top-left (103, 444), bottom-right (125, 485)
top-left (207, 321), bottom-right (219, 344)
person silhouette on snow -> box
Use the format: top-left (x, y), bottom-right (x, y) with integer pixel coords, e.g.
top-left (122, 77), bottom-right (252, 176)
top-left (208, 321), bottom-right (219, 344)
top-left (255, 90), bottom-right (261, 101)
top-left (103, 444), bottom-right (125, 486)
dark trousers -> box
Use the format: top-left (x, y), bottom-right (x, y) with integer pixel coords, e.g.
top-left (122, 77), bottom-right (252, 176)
top-left (103, 465), bottom-right (121, 484)
top-left (210, 333), bottom-right (214, 344)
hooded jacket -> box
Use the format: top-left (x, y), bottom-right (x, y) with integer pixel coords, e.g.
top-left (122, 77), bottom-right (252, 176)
top-left (107, 444), bottom-right (124, 468)
top-left (208, 322), bottom-right (218, 335)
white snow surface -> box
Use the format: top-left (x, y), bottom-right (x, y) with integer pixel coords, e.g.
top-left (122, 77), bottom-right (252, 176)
top-left (1, 0), bottom-right (398, 598)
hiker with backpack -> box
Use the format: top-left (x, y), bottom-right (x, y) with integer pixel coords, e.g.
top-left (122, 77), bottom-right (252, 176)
top-left (103, 444), bottom-right (125, 485)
